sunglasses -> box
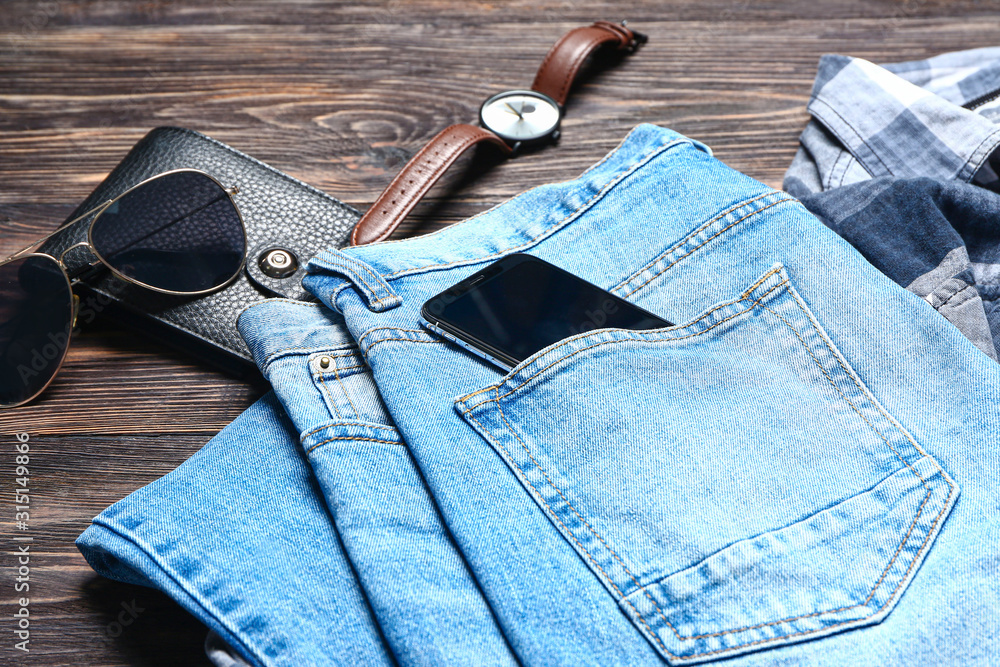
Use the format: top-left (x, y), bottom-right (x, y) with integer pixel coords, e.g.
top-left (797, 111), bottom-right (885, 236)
top-left (0, 169), bottom-right (246, 408)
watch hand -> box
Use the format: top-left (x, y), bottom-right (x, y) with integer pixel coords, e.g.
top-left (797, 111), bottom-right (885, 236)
top-left (503, 101), bottom-right (524, 120)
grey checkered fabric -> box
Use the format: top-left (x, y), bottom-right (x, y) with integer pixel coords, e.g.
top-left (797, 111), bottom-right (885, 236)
top-left (785, 48), bottom-right (1000, 196)
top-left (785, 48), bottom-right (1000, 361)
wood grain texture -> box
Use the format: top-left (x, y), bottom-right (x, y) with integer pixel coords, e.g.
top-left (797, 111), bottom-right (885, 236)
top-left (0, 1), bottom-right (997, 664)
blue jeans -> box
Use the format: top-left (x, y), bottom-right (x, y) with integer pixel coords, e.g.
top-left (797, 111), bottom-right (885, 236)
top-left (300, 124), bottom-right (995, 664)
top-left (236, 300), bottom-right (517, 666)
top-left (79, 313), bottom-right (516, 666)
top-left (77, 393), bottom-right (393, 667)
top-left (80, 124), bottom-right (999, 665)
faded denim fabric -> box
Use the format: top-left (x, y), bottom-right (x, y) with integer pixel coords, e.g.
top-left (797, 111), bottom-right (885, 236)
top-left (303, 124), bottom-right (998, 664)
top-left (236, 299), bottom-right (517, 666)
top-left (784, 48), bottom-right (1000, 358)
top-left (76, 394), bottom-right (393, 667)
top-left (75, 123), bottom-right (1000, 666)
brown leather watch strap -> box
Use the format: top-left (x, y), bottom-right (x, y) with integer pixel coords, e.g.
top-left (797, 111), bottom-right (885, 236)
top-left (350, 124), bottom-right (511, 246)
top-left (350, 22), bottom-right (644, 246)
top-left (531, 21), bottom-right (644, 106)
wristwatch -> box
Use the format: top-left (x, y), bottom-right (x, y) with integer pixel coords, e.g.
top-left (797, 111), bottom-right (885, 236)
top-left (479, 90), bottom-right (562, 149)
top-left (479, 20), bottom-right (646, 152)
top-left (350, 21), bottom-right (646, 246)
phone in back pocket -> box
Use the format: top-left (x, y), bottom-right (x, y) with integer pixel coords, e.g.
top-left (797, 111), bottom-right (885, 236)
top-left (420, 253), bottom-right (672, 370)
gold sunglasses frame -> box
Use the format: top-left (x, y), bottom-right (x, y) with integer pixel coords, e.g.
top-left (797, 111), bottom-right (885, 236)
top-left (0, 168), bottom-right (246, 408)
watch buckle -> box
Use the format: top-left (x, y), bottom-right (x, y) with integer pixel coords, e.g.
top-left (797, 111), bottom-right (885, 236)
top-left (619, 19), bottom-right (648, 54)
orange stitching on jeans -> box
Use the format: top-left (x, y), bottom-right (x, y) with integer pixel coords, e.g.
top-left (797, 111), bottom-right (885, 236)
top-left (300, 421), bottom-right (397, 441)
top-left (462, 273), bottom-right (788, 413)
top-left (776, 291), bottom-right (954, 500)
top-left (315, 363), bottom-right (366, 375)
top-left (361, 125), bottom-right (651, 253)
top-left (306, 435), bottom-right (403, 453)
top-left (749, 303), bottom-right (934, 618)
top-left (357, 327), bottom-right (433, 350)
top-left (364, 337), bottom-right (445, 355)
top-left (314, 352), bottom-right (356, 360)
top-left (672, 426), bottom-right (954, 655)
top-left (313, 357), bottom-right (366, 421)
top-left (464, 408), bottom-right (678, 659)
top-left (459, 384), bottom-right (503, 406)
top-left (316, 372), bottom-right (343, 420)
top-left (464, 278), bottom-right (954, 657)
top-left (263, 349), bottom-right (355, 369)
top-left (612, 191), bottom-right (778, 294)
top-left (317, 258), bottom-right (392, 298)
top-left (495, 380), bottom-right (890, 643)
top-left (621, 198), bottom-right (794, 298)
top-left (786, 293), bottom-right (936, 463)
top-left (495, 399), bottom-right (678, 634)
top-left (316, 261), bottom-right (384, 299)
top-left (379, 139), bottom-right (694, 278)
top-left (318, 260), bottom-right (401, 310)
top-left (458, 268), bottom-right (787, 407)
top-left (778, 294), bottom-right (957, 609)
top-left (762, 305), bottom-right (927, 483)
top-left (333, 360), bottom-right (360, 419)
top-left (367, 294), bottom-right (399, 307)
top-left (331, 364), bottom-right (365, 373)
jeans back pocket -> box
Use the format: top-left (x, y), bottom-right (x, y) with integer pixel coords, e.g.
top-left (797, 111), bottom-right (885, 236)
top-left (456, 265), bottom-right (958, 664)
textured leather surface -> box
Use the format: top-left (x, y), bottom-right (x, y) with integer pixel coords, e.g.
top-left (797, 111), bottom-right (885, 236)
top-left (39, 127), bottom-right (361, 368)
top-left (350, 124), bottom-right (510, 246)
top-left (531, 21), bottom-right (643, 105)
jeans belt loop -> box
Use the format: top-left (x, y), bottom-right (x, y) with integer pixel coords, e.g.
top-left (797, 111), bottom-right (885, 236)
top-left (307, 249), bottom-right (402, 312)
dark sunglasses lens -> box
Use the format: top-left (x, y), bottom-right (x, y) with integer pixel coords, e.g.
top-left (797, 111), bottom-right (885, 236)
top-left (90, 171), bottom-right (245, 294)
top-left (0, 256), bottom-right (73, 407)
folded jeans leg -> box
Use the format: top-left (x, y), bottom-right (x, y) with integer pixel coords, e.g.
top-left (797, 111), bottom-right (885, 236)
top-left (76, 392), bottom-right (393, 667)
top-left (238, 300), bottom-right (517, 667)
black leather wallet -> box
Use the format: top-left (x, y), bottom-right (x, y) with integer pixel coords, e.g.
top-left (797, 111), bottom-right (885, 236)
top-left (39, 127), bottom-right (361, 376)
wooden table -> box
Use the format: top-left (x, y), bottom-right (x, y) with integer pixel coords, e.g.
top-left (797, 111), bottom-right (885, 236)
top-left (0, 1), bottom-right (996, 664)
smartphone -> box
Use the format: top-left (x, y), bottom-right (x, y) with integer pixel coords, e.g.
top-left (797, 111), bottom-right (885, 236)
top-left (420, 253), bottom-right (672, 370)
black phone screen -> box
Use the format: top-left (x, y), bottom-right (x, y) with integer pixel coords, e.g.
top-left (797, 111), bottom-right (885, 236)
top-left (421, 254), bottom-right (671, 367)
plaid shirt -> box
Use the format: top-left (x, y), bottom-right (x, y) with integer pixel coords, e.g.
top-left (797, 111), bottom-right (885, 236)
top-left (785, 47), bottom-right (1000, 196)
top-left (785, 48), bottom-right (1000, 360)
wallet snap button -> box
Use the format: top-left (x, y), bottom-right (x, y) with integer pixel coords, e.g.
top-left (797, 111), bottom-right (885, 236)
top-left (259, 247), bottom-right (299, 278)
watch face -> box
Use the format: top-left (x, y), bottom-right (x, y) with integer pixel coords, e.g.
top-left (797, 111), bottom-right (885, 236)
top-left (480, 90), bottom-right (561, 143)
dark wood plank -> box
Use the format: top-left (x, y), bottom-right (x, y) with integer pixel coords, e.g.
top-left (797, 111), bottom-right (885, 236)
top-left (0, 1), bottom-right (997, 664)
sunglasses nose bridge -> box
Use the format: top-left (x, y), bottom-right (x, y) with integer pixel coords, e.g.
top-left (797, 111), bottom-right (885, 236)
top-left (59, 241), bottom-right (101, 280)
